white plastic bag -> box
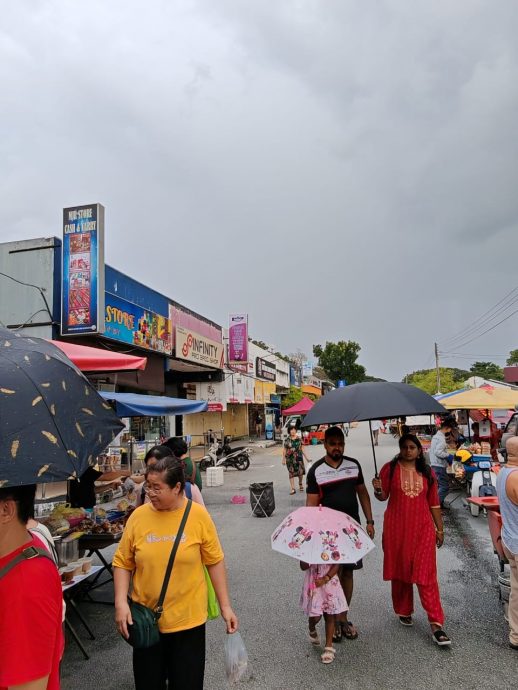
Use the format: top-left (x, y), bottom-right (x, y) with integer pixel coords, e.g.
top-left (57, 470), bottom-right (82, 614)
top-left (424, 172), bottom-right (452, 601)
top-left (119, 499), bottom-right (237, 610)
top-left (225, 632), bottom-right (248, 684)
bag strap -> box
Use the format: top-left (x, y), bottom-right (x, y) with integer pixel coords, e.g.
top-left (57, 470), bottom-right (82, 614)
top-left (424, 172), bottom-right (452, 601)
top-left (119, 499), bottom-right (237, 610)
top-left (0, 546), bottom-right (56, 581)
top-left (154, 499), bottom-right (192, 618)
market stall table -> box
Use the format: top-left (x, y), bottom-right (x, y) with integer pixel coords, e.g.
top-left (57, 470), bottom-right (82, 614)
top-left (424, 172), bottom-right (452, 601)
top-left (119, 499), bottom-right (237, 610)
top-left (63, 565), bottom-right (103, 660)
top-left (79, 531), bottom-right (123, 601)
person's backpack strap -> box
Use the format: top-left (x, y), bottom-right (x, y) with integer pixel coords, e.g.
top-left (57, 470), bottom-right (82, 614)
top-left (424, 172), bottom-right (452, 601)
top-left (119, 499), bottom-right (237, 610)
top-left (29, 527), bottom-right (59, 564)
top-left (184, 482), bottom-right (193, 500)
top-left (0, 546), bottom-right (56, 581)
top-left (154, 499), bottom-right (192, 619)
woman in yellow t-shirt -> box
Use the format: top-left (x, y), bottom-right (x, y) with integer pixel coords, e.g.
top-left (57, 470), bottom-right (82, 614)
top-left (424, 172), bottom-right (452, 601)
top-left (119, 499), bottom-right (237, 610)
top-left (113, 458), bottom-right (238, 690)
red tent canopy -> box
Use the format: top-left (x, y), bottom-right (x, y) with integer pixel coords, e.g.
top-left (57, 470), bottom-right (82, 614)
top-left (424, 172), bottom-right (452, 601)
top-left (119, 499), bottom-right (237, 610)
top-left (50, 340), bottom-right (147, 372)
top-left (282, 396), bottom-right (314, 416)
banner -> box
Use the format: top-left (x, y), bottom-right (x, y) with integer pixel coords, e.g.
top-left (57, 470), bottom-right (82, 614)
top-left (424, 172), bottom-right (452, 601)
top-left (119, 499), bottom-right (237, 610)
top-left (175, 326), bottom-right (224, 369)
top-left (104, 293), bottom-right (172, 354)
top-left (61, 203), bottom-right (105, 335)
top-left (229, 314), bottom-right (248, 363)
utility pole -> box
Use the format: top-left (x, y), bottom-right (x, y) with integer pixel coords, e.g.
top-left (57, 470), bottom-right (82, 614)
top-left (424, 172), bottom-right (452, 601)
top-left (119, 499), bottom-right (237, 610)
top-left (434, 342), bottom-right (441, 394)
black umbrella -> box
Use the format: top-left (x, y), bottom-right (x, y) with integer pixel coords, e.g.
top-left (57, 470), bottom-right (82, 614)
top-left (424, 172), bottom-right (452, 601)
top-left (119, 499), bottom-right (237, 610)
top-left (0, 327), bottom-right (124, 487)
top-left (301, 382), bottom-right (446, 479)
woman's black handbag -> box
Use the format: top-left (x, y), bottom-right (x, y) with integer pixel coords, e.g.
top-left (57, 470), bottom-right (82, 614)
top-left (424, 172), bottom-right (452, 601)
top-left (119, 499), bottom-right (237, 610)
top-left (125, 500), bottom-right (192, 649)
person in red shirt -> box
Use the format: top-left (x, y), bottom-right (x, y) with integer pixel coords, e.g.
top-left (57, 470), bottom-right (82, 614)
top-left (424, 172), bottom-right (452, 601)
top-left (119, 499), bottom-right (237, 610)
top-left (0, 484), bottom-right (63, 690)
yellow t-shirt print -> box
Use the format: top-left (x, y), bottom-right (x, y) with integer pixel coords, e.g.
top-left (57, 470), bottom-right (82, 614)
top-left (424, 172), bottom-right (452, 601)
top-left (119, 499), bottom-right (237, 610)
top-left (113, 500), bottom-right (224, 633)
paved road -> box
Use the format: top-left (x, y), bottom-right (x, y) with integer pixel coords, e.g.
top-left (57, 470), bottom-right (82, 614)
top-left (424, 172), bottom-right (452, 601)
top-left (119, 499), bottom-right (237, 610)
top-left (62, 425), bottom-right (515, 689)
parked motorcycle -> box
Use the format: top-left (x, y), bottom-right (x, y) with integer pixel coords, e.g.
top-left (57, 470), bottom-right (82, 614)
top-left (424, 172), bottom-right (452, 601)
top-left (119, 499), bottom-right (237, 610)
top-left (199, 442), bottom-right (251, 472)
top-left (216, 435), bottom-right (248, 458)
top-left (455, 449), bottom-right (498, 517)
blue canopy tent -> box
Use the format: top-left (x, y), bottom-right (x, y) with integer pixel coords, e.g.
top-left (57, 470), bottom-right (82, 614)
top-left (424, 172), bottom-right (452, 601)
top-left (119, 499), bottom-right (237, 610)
top-left (99, 391), bottom-right (208, 417)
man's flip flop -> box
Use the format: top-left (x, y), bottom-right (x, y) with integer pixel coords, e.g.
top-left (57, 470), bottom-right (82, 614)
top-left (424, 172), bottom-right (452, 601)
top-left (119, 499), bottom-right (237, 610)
top-left (432, 629), bottom-right (451, 646)
top-left (399, 616), bottom-right (413, 626)
top-left (342, 621), bottom-right (358, 640)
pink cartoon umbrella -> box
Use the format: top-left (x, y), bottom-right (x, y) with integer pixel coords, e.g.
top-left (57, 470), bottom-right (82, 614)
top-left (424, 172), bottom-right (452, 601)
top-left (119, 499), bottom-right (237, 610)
top-left (271, 506), bottom-right (375, 565)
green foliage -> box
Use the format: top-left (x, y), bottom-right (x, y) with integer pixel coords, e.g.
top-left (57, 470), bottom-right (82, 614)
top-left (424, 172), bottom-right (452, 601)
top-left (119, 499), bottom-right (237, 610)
top-left (404, 367), bottom-right (469, 389)
top-left (507, 349), bottom-right (518, 366)
top-left (313, 340), bottom-right (366, 385)
top-left (251, 340), bottom-right (269, 351)
top-left (281, 386), bottom-right (304, 409)
top-left (364, 375), bottom-right (388, 382)
top-left (408, 368), bottom-right (458, 395)
top-left (469, 361), bottom-right (504, 381)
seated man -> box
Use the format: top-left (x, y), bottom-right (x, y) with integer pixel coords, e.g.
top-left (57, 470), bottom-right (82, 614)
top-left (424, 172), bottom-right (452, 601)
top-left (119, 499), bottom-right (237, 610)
top-left (0, 484), bottom-right (63, 689)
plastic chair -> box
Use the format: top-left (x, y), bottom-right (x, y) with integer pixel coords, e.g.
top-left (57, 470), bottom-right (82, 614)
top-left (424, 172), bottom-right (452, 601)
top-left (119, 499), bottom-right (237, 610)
top-left (487, 510), bottom-right (508, 572)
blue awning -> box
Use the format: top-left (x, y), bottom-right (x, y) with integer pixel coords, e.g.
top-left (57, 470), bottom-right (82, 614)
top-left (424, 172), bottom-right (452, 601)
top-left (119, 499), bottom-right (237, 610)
top-left (99, 392), bottom-right (208, 417)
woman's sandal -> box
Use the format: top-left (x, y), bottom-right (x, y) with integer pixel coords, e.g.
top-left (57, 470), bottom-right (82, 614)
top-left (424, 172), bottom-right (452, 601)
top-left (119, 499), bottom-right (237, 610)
top-left (299, 485), bottom-right (304, 492)
top-left (321, 647), bottom-right (336, 664)
top-left (289, 489), bottom-right (296, 495)
top-left (399, 616), bottom-right (413, 626)
top-left (308, 629), bottom-right (320, 646)
top-left (432, 629), bottom-right (451, 646)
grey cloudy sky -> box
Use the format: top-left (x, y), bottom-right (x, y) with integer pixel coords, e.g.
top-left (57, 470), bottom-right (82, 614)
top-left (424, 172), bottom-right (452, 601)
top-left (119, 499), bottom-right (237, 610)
top-left (1, 1), bottom-right (518, 380)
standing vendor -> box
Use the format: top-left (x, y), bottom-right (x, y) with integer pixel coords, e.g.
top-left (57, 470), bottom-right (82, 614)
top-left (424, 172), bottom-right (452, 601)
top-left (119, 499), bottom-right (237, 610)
top-left (68, 465), bottom-right (127, 509)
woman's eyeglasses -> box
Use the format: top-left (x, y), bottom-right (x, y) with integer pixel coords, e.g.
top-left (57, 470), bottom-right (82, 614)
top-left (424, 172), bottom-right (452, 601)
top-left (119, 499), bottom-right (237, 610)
top-left (145, 486), bottom-right (165, 495)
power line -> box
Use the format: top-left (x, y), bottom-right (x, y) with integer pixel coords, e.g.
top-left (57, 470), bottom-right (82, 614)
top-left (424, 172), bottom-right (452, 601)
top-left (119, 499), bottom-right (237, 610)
top-left (440, 286), bottom-right (518, 348)
top-left (444, 307), bottom-right (518, 351)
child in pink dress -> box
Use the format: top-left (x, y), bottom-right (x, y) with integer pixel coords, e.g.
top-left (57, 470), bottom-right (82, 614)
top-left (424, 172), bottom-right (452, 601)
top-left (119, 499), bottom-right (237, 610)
top-left (300, 562), bottom-right (348, 664)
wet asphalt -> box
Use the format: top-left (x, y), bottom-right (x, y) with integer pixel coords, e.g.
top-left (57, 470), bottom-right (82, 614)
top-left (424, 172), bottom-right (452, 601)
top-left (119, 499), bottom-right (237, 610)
top-left (61, 424), bottom-right (516, 690)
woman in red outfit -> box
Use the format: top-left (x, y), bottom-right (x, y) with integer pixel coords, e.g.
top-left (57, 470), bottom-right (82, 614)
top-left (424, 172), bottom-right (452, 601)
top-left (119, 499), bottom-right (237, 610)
top-left (372, 434), bottom-right (451, 646)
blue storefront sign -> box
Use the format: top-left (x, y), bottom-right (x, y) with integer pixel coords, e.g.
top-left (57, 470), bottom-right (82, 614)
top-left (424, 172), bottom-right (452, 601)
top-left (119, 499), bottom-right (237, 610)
top-left (338, 380), bottom-right (347, 388)
top-left (61, 203), bottom-right (105, 335)
top-left (104, 292), bottom-right (172, 355)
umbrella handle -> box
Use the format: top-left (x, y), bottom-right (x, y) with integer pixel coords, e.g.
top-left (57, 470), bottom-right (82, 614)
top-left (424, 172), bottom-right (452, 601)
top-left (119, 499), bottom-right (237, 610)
top-left (373, 470), bottom-right (382, 497)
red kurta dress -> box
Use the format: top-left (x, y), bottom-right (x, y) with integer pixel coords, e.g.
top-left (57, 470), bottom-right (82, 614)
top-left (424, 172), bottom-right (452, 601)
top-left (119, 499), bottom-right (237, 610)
top-left (380, 462), bottom-right (440, 585)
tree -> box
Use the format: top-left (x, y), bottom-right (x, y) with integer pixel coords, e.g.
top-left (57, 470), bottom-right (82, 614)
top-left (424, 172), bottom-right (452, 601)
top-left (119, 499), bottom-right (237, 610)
top-left (313, 365), bottom-right (328, 381)
top-left (313, 340), bottom-right (366, 385)
top-left (404, 368), bottom-right (469, 389)
top-left (409, 368), bottom-right (457, 395)
top-left (281, 386), bottom-right (304, 409)
top-left (507, 350), bottom-right (518, 366)
top-left (469, 361), bottom-right (504, 381)
top-left (288, 350), bottom-right (308, 369)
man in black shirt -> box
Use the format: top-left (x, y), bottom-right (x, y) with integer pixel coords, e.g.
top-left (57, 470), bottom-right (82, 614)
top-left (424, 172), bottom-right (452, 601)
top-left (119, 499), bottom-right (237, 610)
top-left (306, 426), bottom-right (374, 641)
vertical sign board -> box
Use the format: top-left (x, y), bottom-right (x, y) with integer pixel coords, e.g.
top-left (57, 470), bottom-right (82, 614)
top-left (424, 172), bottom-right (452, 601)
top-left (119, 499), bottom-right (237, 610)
top-left (228, 314), bottom-right (248, 363)
top-left (61, 204), bottom-right (105, 335)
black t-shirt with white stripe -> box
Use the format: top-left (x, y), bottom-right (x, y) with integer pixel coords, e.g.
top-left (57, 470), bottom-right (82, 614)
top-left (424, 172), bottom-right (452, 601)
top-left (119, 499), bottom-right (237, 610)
top-left (306, 456), bottom-right (364, 522)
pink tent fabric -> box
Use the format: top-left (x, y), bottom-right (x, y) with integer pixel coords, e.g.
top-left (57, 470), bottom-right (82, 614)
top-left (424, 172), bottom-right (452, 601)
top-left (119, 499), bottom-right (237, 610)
top-left (282, 396), bottom-right (314, 416)
top-left (49, 340), bottom-right (147, 372)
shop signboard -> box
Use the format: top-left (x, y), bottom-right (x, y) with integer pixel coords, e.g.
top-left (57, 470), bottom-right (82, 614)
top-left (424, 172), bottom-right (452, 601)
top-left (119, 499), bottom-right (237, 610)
top-left (338, 380), bottom-right (347, 388)
top-left (256, 357), bottom-right (276, 382)
top-left (290, 365), bottom-right (302, 387)
top-left (61, 203), bottom-right (105, 335)
top-left (229, 314), bottom-right (248, 363)
top-left (104, 293), bottom-right (172, 354)
top-left (198, 382), bottom-right (227, 412)
top-left (302, 361), bottom-right (313, 379)
top-left (175, 326), bottom-right (224, 369)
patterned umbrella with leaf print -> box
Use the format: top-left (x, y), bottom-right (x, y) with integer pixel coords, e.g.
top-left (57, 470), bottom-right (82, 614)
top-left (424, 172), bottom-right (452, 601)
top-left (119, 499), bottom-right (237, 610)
top-left (0, 327), bottom-right (124, 487)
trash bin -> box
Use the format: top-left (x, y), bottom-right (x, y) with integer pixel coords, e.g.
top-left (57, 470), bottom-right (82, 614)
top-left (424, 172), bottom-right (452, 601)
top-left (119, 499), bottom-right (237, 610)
top-left (249, 482), bottom-right (275, 518)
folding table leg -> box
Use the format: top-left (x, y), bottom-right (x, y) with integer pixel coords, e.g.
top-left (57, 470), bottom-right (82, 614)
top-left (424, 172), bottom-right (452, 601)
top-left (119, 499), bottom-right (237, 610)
top-left (68, 599), bottom-right (95, 640)
top-left (65, 619), bottom-right (90, 660)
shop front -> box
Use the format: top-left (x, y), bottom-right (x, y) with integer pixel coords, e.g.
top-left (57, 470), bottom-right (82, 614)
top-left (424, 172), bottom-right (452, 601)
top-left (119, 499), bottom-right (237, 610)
top-left (183, 374), bottom-right (252, 443)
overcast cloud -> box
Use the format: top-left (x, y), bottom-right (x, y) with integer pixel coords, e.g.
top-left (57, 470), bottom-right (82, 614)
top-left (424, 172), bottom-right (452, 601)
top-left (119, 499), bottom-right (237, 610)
top-left (1, 0), bottom-right (517, 380)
